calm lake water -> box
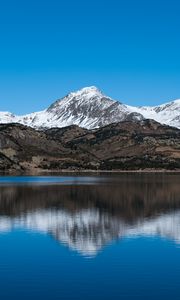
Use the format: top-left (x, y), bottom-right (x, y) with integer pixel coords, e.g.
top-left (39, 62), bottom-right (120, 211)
top-left (0, 174), bottom-right (180, 299)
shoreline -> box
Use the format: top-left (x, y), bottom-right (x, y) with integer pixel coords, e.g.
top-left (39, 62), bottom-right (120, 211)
top-left (1, 168), bottom-right (180, 176)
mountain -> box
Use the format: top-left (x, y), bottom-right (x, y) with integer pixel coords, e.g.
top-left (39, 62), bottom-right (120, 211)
top-left (0, 86), bottom-right (180, 129)
top-left (0, 119), bottom-right (180, 172)
top-left (1, 86), bottom-right (140, 129)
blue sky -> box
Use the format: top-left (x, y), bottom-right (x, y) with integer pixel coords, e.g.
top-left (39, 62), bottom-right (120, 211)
top-left (0, 0), bottom-right (180, 114)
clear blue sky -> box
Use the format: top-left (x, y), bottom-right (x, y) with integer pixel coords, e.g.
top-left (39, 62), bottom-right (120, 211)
top-left (0, 0), bottom-right (180, 114)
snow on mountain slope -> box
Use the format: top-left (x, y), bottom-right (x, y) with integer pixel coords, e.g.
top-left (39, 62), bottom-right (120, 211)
top-left (0, 112), bottom-right (16, 123)
top-left (0, 86), bottom-right (180, 129)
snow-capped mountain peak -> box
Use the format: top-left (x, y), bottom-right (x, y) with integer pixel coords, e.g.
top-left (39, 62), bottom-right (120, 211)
top-left (47, 86), bottom-right (112, 111)
top-left (70, 86), bottom-right (104, 98)
top-left (33, 86), bottom-right (142, 129)
top-left (0, 86), bottom-right (180, 129)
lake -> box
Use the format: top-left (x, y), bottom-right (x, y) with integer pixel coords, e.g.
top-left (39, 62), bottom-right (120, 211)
top-left (0, 174), bottom-right (180, 299)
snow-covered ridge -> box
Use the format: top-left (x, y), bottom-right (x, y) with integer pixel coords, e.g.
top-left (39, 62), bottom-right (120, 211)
top-left (0, 86), bottom-right (180, 129)
top-left (127, 99), bottom-right (180, 129)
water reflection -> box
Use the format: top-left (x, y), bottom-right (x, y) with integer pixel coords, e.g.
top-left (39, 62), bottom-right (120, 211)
top-left (0, 174), bottom-right (180, 256)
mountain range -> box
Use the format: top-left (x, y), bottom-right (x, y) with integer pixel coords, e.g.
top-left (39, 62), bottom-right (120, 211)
top-left (0, 86), bottom-right (180, 129)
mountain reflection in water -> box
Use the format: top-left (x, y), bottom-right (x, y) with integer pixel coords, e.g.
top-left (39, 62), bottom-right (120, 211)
top-left (0, 174), bottom-right (180, 256)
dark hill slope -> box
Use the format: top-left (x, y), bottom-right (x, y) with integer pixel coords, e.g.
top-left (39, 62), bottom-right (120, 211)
top-left (0, 120), bottom-right (180, 172)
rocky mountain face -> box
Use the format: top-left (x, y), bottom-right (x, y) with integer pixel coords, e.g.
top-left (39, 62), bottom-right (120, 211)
top-left (1, 86), bottom-right (180, 129)
top-left (0, 119), bottom-right (180, 172)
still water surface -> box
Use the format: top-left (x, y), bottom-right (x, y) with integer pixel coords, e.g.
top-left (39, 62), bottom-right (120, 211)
top-left (0, 174), bottom-right (180, 299)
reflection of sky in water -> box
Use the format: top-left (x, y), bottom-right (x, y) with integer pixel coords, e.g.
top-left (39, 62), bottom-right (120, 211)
top-left (0, 230), bottom-right (179, 300)
top-left (0, 176), bottom-right (104, 185)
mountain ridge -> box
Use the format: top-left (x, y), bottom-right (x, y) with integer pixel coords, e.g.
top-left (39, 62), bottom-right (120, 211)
top-left (0, 86), bottom-right (180, 129)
